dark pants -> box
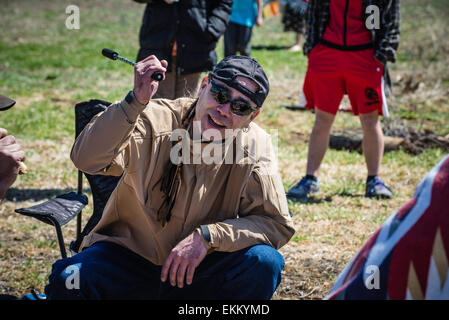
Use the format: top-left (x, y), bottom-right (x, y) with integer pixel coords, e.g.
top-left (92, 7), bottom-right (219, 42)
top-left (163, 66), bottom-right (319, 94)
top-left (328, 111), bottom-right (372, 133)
top-left (44, 242), bottom-right (285, 300)
top-left (224, 21), bottom-right (253, 57)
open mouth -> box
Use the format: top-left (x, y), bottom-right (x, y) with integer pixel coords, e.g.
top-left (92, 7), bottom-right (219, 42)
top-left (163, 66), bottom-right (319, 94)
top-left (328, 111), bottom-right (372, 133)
top-left (208, 114), bottom-right (226, 129)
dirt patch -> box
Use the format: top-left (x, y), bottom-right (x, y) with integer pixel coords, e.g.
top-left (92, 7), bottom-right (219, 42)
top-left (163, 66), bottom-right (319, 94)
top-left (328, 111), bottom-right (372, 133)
top-left (382, 118), bottom-right (449, 154)
top-left (327, 120), bottom-right (449, 155)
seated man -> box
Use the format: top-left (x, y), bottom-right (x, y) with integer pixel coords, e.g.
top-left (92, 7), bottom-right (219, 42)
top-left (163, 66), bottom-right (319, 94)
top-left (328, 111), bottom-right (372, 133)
top-left (44, 55), bottom-right (295, 299)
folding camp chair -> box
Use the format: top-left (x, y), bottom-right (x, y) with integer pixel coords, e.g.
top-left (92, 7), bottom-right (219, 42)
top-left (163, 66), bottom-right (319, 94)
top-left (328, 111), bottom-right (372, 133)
top-left (15, 99), bottom-right (121, 259)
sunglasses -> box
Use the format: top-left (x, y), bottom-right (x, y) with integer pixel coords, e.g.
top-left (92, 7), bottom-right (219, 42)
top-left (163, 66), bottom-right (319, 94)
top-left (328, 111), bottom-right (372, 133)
top-left (209, 79), bottom-right (259, 116)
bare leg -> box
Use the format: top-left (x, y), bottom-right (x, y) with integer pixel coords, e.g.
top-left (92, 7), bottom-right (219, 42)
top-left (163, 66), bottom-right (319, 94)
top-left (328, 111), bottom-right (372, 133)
top-left (306, 109), bottom-right (336, 177)
top-left (296, 33), bottom-right (302, 46)
top-left (359, 111), bottom-right (384, 176)
top-left (288, 33), bottom-right (302, 52)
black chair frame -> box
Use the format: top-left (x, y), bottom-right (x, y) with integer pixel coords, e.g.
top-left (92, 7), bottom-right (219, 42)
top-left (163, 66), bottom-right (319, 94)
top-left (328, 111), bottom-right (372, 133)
top-left (15, 99), bottom-right (120, 259)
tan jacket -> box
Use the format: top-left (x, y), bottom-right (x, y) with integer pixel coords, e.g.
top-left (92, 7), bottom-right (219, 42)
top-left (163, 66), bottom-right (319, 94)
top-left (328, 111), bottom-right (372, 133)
top-left (72, 96), bottom-right (295, 265)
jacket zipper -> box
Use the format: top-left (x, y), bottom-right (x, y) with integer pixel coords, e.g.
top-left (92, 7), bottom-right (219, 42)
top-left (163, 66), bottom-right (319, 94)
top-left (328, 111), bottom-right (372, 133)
top-left (343, 0), bottom-right (349, 47)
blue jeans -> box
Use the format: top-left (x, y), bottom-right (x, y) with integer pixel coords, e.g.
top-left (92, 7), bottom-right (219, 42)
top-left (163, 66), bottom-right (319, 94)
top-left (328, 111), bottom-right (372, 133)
top-left (44, 242), bottom-right (285, 300)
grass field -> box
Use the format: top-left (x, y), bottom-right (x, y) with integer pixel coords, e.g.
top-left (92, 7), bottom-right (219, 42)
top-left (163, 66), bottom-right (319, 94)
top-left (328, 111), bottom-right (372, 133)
top-left (0, 0), bottom-right (448, 299)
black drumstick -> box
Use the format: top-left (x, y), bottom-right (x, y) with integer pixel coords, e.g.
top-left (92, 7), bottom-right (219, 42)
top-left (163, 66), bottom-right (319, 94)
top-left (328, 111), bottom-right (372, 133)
top-left (101, 48), bottom-right (163, 81)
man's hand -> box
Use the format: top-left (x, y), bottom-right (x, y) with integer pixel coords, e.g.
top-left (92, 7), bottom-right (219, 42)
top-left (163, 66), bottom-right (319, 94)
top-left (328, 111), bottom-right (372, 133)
top-left (133, 55), bottom-right (168, 105)
top-left (0, 128), bottom-right (26, 200)
top-left (161, 230), bottom-right (208, 288)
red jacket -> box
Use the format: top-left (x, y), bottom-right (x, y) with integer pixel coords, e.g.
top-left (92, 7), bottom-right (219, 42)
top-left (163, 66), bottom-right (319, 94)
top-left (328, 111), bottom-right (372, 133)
top-left (322, 0), bottom-right (372, 48)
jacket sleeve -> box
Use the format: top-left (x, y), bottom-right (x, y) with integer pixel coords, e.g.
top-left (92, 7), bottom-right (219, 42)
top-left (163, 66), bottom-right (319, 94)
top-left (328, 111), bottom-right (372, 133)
top-left (204, 164), bottom-right (296, 252)
top-left (374, 0), bottom-right (401, 64)
top-left (70, 96), bottom-right (148, 176)
top-left (303, 0), bottom-right (319, 56)
top-left (205, 0), bottom-right (233, 42)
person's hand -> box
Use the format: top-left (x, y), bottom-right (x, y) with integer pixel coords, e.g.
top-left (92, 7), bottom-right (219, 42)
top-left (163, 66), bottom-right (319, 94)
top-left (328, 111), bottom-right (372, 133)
top-left (161, 230), bottom-right (207, 288)
top-left (133, 55), bottom-right (168, 105)
top-left (0, 128), bottom-right (7, 139)
top-left (163, 0), bottom-right (179, 5)
top-left (0, 128), bottom-right (26, 200)
top-left (256, 16), bottom-right (263, 27)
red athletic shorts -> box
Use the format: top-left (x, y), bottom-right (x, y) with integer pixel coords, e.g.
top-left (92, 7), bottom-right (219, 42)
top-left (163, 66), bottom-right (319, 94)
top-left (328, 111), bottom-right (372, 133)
top-left (302, 43), bottom-right (388, 116)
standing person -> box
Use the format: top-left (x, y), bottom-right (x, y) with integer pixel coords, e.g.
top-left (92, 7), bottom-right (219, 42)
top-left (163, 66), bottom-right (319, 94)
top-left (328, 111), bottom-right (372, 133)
top-left (287, 0), bottom-right (400, 202)
top-left (44, 55), bottom-right (295, 300)
top-left (224, 0), bottom-right (264, 57)
top-left (134, 0), bottom-right (233, 100)
top-left (281, 0), bottom-right (308, 52)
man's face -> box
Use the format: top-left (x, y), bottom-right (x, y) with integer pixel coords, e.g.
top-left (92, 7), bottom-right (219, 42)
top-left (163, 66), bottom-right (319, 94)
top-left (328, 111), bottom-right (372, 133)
top-left (194, 76), bottom-right (261, 141)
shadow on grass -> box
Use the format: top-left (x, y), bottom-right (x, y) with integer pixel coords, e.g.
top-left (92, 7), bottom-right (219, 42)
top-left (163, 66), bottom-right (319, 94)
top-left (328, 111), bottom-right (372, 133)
top-left (288, 195), bottom-right (334, 205)
top-left (333, 191), bottom-right (365, 199)
top-left (252, 45), bottom-right (291, 51)
top-left (4, 188), bottom-right (92, 202)
top-left (288, 191), bottom-right (366, 206)
top-left (282, 105), bottom-right (309, 112)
